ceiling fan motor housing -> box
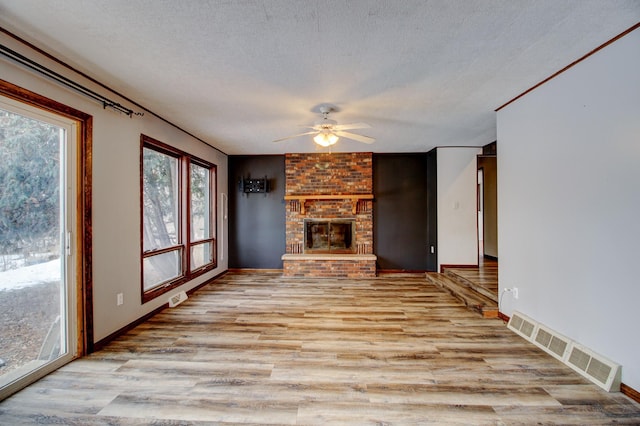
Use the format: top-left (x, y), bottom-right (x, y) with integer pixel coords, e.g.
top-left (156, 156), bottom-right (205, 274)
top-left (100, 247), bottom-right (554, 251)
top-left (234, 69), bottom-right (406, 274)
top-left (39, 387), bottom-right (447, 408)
top-left (316, 119), bottom-right (338, 128)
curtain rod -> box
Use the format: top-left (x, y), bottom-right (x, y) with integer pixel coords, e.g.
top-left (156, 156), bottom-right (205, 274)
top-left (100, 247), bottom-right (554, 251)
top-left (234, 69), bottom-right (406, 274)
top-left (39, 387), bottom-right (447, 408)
top-left (0, 43), bottom-right (142, 117)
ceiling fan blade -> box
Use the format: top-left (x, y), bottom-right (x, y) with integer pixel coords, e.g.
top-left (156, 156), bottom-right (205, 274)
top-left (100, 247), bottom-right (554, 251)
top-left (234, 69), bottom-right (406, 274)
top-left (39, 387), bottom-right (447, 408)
top-left (273, 131), bottom-right (318, 143)
top-left (333, 122), bottom-right (371, 131)
top-left (334, 130), bottom-right (375, 144)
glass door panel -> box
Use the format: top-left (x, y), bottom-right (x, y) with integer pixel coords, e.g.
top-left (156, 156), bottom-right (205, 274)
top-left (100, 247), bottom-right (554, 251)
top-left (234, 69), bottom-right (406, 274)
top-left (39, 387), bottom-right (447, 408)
top-left (0, 99), bottom-right (77, 399)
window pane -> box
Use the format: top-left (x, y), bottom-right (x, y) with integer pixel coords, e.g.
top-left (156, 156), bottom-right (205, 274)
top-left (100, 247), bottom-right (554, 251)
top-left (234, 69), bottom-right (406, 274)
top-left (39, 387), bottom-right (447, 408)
top-left (143, 250), bottom-right (181, 291)
top-left (190, 163), bottom-right (210, 241)
top-left (190, 242), bottom-right (213, 271)
top-left (142, 148), bottom-right (179, 252)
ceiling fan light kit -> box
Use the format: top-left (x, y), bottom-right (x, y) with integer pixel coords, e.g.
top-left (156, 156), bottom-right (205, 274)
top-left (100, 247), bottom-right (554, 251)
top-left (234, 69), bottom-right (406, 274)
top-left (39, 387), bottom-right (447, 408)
top-left (274, 104), bottom-right (375, 147)
top-left (313, 131), bottom-right (339, 147)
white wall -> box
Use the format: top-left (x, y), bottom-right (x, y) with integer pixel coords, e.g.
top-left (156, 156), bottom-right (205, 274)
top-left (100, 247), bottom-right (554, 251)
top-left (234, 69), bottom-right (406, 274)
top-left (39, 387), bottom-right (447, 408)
top-left (497, 28), bottom-right (640, 390)
top-left (0, 34), bottom-right (229, 343)
top-left (437, 147), bottom-right (481, 269)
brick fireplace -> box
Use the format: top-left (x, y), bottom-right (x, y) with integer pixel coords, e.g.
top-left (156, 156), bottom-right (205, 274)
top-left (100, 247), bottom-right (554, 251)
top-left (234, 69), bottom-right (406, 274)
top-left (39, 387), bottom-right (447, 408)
top-left (281, 152), bottom-right (376, 277)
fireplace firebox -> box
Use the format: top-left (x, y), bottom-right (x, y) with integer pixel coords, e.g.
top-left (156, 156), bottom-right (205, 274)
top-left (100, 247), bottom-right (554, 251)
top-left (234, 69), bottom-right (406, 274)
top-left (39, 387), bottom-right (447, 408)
top-left (304, 219), bottom-right (355, 254)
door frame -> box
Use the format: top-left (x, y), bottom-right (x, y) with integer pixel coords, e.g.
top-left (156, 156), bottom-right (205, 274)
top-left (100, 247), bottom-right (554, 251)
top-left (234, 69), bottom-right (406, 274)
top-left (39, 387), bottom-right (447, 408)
top-left (477, 167), bottom-right (484, 258)
top-left (0, 79), bottom-right (93, 358)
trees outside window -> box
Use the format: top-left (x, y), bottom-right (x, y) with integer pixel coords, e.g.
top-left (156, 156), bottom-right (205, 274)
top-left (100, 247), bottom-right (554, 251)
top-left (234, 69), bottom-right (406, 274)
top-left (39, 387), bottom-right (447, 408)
top-left (189, 161), bottom-right (215, 271)
top-left (141, 135), bottom-right (216, 302)
top-left (0, 109), bottom-right (61, 270)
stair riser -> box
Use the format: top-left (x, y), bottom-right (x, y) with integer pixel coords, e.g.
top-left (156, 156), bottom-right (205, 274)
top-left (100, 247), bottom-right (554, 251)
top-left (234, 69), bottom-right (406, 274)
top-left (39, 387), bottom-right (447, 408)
top-left (444, 270), bottom-right (498, 303)
top-left (426, 273), bottom-right (498, 318)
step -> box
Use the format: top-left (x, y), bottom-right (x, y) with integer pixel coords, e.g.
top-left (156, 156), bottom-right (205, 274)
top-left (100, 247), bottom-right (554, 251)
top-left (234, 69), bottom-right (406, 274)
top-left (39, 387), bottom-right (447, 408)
top-left (426, 272), bottom-right (498, 318)
top-left (443, 268), bottom-right (498, 303)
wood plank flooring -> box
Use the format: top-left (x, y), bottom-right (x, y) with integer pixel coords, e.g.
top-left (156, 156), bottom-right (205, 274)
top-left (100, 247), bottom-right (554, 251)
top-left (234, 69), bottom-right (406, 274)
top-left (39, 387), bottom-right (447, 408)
top-left (1, 272), bottom-right (639, 424)
top-left (425, 272), bottom-right (498, 318)
top-left (444, 265), bottom-right (499, 303)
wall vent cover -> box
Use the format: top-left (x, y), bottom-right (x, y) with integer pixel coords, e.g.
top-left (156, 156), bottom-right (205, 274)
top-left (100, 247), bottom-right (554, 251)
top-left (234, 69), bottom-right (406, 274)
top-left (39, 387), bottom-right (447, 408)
top-left (568, 346), bottom-right (591, 371)
top-left (566, 343), bottom-right (621, 392)
top-left (506, 311), bottom-right (621, 392)
top-left (535, 328), bottom-right (552, 347)
top-left (548, 336), bottom-right (569, 358)
top-left (168, 291), bottom-right (188, 308)
top-left (507, 312), bottom-right (537, 339)
top-left (532, 324), bottom-right (570, 361)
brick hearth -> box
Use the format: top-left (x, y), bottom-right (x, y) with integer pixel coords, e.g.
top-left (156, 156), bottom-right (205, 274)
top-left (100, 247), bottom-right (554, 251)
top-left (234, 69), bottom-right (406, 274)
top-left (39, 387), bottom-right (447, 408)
top-left (282, 152), bottom-right (376, 277)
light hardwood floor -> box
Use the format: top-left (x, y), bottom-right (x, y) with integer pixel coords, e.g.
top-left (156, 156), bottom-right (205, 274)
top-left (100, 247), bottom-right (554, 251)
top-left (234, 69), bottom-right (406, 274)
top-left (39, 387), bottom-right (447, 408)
top-left (446, 265), bottom-right (498, 300)
top-left (1, 272), bottom-right (639, 424)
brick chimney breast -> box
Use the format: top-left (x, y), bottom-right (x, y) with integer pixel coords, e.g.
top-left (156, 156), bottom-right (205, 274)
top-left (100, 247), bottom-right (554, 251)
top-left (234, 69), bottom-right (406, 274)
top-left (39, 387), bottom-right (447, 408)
top-left (283, 152), bottom-right (375, 277)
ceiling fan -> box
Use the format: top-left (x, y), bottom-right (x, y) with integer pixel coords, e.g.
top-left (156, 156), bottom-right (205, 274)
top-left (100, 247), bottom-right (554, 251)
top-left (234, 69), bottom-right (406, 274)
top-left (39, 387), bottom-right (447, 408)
top-left (274, 105), bottom-right (375, 147)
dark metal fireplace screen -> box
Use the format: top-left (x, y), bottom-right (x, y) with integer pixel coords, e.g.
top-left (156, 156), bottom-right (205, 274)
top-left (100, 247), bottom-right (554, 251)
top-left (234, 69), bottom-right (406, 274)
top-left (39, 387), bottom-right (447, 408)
top-left (304, 219), bottom-right (356, 254)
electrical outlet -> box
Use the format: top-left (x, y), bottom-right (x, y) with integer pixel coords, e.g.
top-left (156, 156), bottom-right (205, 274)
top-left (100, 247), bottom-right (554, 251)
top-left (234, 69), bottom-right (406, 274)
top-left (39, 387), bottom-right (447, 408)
top-left (512, 287), bottom-right (519, 299)
top-left (117, 293), bottom-right (124, 306)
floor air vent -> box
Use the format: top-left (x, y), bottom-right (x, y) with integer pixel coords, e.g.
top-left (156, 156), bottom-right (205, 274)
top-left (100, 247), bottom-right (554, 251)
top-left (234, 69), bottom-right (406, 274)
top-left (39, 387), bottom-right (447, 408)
top-left (533, 325), bottom-right (570, 361)
top-left (507, 312), bottom-right (536, 339)
top-left (168, 291), bottom-right (188, 307)
top-left (566, 343), bottom-right (621, 392)
top-left (506, 311), bottom-right (621, 392)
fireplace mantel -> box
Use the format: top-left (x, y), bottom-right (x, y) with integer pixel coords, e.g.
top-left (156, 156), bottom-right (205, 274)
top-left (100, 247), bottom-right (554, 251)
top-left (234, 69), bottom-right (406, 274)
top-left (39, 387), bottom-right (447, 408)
top-left (282, 253), bottom-right (376, 261)
top-left (284, 194), bottom-right (374, 214)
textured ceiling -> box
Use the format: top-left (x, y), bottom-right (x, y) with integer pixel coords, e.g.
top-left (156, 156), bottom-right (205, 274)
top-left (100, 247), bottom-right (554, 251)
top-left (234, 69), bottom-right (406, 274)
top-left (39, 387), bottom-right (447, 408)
top-left (0, 1), bottom-right (638, 154)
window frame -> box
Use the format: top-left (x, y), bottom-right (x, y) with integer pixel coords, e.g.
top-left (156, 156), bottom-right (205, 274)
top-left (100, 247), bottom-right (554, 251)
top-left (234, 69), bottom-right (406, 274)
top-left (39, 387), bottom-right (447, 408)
top-left (140, 134), bottom-right (217, 303)
top-left (188, 158), bottom-right (216, 274)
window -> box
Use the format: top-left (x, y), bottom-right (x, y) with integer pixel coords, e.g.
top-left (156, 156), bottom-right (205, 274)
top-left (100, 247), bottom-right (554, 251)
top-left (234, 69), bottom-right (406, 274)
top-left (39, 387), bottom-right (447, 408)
top-left (189, 161), bottom-right (215, 271)
top-left (141, 135), bottom-right (216, 302)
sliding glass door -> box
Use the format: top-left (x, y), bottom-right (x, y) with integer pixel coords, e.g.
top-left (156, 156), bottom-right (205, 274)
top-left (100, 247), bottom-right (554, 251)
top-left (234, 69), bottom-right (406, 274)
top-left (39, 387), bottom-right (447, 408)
top-left (0, 96), bottom-right (78, 399)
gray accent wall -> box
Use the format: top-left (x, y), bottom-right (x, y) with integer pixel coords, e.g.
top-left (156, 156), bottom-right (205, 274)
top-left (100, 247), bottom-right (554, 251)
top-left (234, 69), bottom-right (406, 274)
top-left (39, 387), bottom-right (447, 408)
top-left (228, 155), bottom-right (286, 269)
top-left (373, 152), bottom-right (437, 271)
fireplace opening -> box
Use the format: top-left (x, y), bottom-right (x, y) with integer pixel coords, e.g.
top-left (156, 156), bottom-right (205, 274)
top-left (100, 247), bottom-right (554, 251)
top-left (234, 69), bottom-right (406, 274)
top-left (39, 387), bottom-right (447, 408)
top-left (304, 219), bottom-right (356, 254)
